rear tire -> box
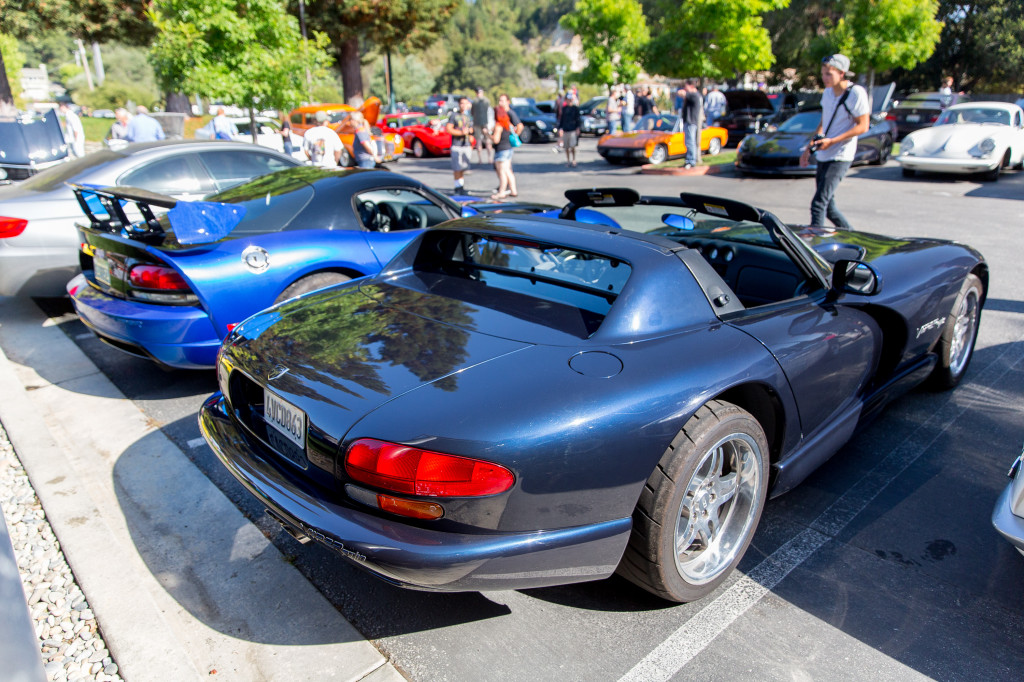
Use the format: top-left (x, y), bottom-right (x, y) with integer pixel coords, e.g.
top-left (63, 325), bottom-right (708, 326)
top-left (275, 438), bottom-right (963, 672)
top-left (518, 127), bottom-right (533, 144)
top-left (706, 137), bottom-right (723, 156)
top-left (412, 139), bottom-right (425, 158)
top-left (617, 400), bottom-right (768, 602)
top-left (339, 147), bottom-right (353, 167)
top-left (275, 272), bottom-right (352, 304)
top-left (929, 273), bottom-right (982, 389)
top-left (649, 144), bottom-right (668, 165)
top-left (872, 136), bottom-right (892, 165)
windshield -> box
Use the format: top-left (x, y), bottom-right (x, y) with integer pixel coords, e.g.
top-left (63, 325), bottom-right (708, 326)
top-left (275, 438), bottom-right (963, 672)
top-left (935, 107), bottom-right (1011, 126)
top-left (777, 111), bottom-right (822, 133)
top-left (513, 105), bottom-right (543, 117)
top-left (325, 110), bottom-right (352, 124)
top-left (17, 150), bottom-right (124, 192)
top-left (389, 115), bottom-right (431, 128)
top-left (635, 114), bottom-right (677, 132)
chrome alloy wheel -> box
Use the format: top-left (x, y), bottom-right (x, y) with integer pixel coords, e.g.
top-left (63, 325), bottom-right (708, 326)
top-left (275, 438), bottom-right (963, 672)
top-left (949, 286), bottom-right (979, 376)
top-left (674, 433), bottom-right (762, 585)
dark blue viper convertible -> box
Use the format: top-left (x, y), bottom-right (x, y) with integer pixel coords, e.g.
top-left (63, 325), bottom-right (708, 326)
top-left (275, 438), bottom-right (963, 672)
top-left (199, 189), bottom-right (986, 602)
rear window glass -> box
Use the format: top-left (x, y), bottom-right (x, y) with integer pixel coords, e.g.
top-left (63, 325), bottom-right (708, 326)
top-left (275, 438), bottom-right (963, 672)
top-left (18, 150), bottom-right (123, 192)
top-left (415, 231), bottom-right (631, 336)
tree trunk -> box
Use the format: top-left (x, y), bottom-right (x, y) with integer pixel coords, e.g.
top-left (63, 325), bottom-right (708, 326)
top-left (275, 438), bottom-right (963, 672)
top-left (249, 102), bottom-right (259, 145)
top-left (339, 37), bottom-right (363, 106)
top-left (165, 92), bottom-right (192, 114)
top-left (0, 50), bottom-right (15, 115)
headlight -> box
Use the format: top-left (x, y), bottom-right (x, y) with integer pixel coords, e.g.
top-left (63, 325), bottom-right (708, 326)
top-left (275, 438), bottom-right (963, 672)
top-left (979, 138), bottom-right (996, 154)
top-left (901, 138), bottom-right (914, 154)
top-left (536, 121), bottom-right (547, 129)
top-left (0, 168), bottom-right (6, 180)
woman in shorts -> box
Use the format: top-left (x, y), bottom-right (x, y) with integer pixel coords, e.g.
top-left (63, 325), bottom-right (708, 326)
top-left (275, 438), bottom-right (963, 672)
top-left (559, 93), bottom-right (582, 168)
top-left (490, 94), bottom-right (524, 200)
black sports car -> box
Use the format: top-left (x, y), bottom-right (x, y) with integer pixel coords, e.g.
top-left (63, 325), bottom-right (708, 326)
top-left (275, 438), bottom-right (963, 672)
top-left (713, 90), bottom-right (778, 146)
top-left (735, 108), bottom-right (897, 175)
top-left (511, 104), bottom-right (559, 143)
top-left (201, 188), bottom-right (985, 603)
top-left (887, 91), bottom-right (971, 139)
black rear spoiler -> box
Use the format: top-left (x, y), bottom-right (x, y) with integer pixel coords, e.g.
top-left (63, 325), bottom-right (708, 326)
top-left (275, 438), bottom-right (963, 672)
top-left (70, 183), bottom-right (177, 235)
top-left (560, 187), bottom-right (763, 223)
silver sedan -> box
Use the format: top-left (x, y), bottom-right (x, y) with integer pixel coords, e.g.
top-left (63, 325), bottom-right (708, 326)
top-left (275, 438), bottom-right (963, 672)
top-left (0, 140), bottom-right (299, 297)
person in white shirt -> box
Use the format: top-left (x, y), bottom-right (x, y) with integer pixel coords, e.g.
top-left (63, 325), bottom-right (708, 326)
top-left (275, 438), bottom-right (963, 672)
top-left (303, 110), bottom-right (344, 167)
top-left (622, 85), bottom-right (636, 132)
top-left (58, 102), bottom-right (85, 157)
top-left (800, 53), bottom-right (870, 229)
top-left (211, 107), bottom-right (239, 140)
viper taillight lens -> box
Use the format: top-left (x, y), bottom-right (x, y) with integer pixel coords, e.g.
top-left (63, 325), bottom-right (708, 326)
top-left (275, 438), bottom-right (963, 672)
top-left (0, 217), bottom-right (28, 238)
top-left (129, 264), bottom-right (189, 290)
top-left (345, 438), bottom-right (515, 497)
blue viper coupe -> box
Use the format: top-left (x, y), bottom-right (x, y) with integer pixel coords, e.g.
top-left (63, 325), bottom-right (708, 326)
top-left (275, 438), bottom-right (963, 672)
top-left (67, 167), bottom-right (548, 369)
top-left (200, 189), bottom-right (986, 602)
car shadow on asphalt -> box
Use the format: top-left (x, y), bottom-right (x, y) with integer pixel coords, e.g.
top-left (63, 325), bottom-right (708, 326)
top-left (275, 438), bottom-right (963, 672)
top-left (847, 163), bottom-right (1024, 200)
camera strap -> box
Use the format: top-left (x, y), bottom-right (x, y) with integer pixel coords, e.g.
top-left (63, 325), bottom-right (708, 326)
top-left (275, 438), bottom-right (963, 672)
top-left (823, 86), bottom-right (853, 138)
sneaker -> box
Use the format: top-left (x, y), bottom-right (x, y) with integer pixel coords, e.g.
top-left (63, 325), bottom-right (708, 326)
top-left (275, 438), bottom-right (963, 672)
top-left (684, 163), bottom-right (694, 169)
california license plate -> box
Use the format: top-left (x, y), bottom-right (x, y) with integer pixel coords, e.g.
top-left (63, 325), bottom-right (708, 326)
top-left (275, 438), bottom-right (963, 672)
top-left (94, 251), bottom-right (111, 286)
top-left (906, 114), bottom-right (920, 123)
top-left (264, 388), bottom-right (306, 451)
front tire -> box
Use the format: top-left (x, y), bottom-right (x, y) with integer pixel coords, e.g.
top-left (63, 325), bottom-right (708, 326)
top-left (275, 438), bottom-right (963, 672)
top-left (412, 139), bottom-right (425, 158)
top-left (518, 126), bottom-right (533, 144)
top-left (929, 273), bottom-right (982, 389)
top-left (872, 135), bottom-right (892, 165)
top-left (339, 147), bottom-right (353, 167)
top-left (706, 137), bottom-right (723, 156)
top-left (617, 400), bottom-right (769, 602)
top-left (649, 144), bottom-right (668, 165)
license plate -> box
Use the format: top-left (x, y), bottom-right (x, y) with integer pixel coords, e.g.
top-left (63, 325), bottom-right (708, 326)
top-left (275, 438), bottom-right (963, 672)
top-left (608, 149), bottom-right (625, 157)
top-left (94, 251), bottom-right (111, 286)
top-left (906, 114), bottom-right (920, 122)
top-left (264, 388), bottom-right (306, 451)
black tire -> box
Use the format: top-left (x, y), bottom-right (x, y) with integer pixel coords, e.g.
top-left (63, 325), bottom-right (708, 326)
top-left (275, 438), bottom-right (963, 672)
top-left (706, 137), bottom-right (723, 156)
top-left (518, 126), bottom-right (533, 144)
top-left (929, 273), bottom-right (983, 390)
top-left (872, 136), bottom-right (891, 165)
top-left (981, 151), bottom-right (1008, 182)
top-left (616, 400), bottom-right (769, 602)
top-left (649, 144), bottom-right (669, 165)
top-left (339, 147), bottom-right (353, 167)
top-left (412, 139), bottom-right (425, 158)
top-left (275, 272), bottom-right (351, 304)
top-left (901, 167), bottom-right (916, 177)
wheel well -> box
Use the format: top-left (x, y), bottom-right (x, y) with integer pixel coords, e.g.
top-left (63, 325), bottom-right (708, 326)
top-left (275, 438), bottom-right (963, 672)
top-left (713, 383), bottom-right (785, 465)
top-left (972, 263), bottom-right (989, 306)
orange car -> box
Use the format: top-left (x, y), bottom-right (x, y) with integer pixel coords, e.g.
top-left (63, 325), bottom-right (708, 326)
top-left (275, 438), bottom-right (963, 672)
top-left (597, 114), bottom-right (728, 165)
top-left (287, 97), bottom-right (405, 165)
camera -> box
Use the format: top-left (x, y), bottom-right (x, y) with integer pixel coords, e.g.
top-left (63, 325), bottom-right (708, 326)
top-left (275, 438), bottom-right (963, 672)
top-left (808, 134), bottom-right (825, 153)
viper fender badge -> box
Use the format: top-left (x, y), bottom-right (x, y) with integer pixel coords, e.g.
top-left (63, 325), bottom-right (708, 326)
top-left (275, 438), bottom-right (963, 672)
top-left (267, 365), bottom-right (289, 381)
top-left (916, 316), bottom-right (946, 339)
top-left (242, 245), bottom-right (270, 273)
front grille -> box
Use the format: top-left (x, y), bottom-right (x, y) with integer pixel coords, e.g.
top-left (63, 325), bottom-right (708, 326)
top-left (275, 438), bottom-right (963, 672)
top-left (746, 156), bottom-right (801, 168)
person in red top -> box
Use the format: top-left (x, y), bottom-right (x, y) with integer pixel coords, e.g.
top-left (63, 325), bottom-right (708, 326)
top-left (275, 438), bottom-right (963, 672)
top-left (490, 94), bottom-right (524, 200)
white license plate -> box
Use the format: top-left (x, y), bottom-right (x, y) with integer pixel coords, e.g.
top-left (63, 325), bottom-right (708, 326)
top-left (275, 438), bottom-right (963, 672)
top-left (906, 114), bottom-right (920, 122)
top-left (264, 388), bottom-right (306, 451)
top-left (94, 251), bottom-right (111, 286)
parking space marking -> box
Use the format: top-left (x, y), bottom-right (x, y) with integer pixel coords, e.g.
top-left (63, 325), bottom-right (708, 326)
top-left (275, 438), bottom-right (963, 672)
top-left (75, 333), bottom-right (93, 340)
top-left (187, 437), bottom-right (207, 449)
top-left (621, 337), bottom-right (1024, 682)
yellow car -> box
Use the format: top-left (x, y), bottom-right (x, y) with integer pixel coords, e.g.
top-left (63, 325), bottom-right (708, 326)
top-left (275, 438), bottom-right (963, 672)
top-left (597, 114), bottom-right (728, 165)
top-left (287, 97), bottom-right (405, 165)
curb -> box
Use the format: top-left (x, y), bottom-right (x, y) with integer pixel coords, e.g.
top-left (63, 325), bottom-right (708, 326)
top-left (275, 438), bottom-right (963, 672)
top-left (0, 297), bottom-right (403, 682)
top-left (639, 163), bottom-right (730, 176)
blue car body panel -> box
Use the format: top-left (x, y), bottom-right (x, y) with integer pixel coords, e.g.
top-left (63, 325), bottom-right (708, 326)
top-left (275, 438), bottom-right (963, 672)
top-left (198, 190), bottom-right (987, 592)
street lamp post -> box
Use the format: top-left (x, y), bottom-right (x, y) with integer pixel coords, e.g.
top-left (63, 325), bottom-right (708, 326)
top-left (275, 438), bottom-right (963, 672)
top-left (555, 64), bottom-right (568, 93)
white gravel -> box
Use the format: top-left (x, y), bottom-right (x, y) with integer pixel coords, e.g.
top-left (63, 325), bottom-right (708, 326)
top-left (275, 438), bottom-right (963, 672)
top-left (0, 421), bottom-right (122, 682)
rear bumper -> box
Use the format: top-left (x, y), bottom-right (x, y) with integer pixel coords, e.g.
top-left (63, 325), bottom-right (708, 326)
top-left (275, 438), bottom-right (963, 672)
top-left (199, 392), bottom-right (632, 592)
top-left (67, 274), bottom-right (221, 369)
top-left (0, 242), bottom-right (79, 297)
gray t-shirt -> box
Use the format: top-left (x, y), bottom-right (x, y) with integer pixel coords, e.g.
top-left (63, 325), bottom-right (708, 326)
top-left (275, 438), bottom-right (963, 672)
top-left (816, 84), bottom-right (870, 163)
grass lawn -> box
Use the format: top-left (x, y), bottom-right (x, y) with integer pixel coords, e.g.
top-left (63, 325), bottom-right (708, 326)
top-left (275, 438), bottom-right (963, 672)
top-left (82, 115), bottom-right (213, 142)
top-left (655, 149), bottom-right (737, 168)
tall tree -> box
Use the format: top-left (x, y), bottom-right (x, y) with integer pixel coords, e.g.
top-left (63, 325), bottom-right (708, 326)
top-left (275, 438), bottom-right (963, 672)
top-left (645, 0), bottom-right (789, 84)
top-left (828, 0), bottom-right (942, 98)
top-left (149, 0), bottom-right (332, 141)
top-left (561, 0), bottom-right (649, 86)
top-left (437, 0), bottom-right (530, 94)
top-left (299, 0), bottom-right (460, 106)
top-left (764, 0), bottom-right (839, 79)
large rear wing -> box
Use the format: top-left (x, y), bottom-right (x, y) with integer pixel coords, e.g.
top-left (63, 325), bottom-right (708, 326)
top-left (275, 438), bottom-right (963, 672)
top-left (69, 184), bottom-right (245, 245)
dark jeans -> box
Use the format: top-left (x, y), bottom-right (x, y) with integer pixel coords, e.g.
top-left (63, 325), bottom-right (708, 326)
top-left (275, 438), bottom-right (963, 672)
top-left (811, 159), bottom-right (853, 229)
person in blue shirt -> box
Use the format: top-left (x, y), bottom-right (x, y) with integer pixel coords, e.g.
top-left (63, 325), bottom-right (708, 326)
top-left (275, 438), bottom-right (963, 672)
top-left (125, 106), bottom-right (166, 143)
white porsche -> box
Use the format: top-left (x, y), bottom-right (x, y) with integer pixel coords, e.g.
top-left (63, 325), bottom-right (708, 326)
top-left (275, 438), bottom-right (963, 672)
top-left (897, 101), bottom-right (1024, 181)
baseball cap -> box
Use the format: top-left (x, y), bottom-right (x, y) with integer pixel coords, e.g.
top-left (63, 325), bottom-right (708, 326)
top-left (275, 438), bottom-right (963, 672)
top-left (315, 110), bottom-right (328, 123)
top-left (821, 53), bottom-right (853, 76)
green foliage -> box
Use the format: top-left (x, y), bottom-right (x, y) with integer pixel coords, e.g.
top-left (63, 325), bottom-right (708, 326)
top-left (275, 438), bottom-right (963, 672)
top-left (536, 52), bottom-right (571, 79)
top-left (0, 0), bottom-right (154, 45)
top-left (436, 0), bottom-right (531, 94)
top-left (0, 33), bottom-right (24, 104)
top-left (149, 0), bottom-right (332, 113)
top-left (828, 0), bottom-right (942, 78)
top-left (302, 0), bottom-right (461, 51)
top-left (370, 54), bottom-right (435, 106)
top-left (515, 0), bottom-right (576, 41)
top-left (57, 63), bottom-right (84, 84)
top-left (764, 1), bottom-right (840, 77)
top-left (561, 0), bottom-right (649, 86)
top-left (645, 0), bottom-right (788, 82)
top-left (312, 82), bottom-right (345, 104)
top-left (73, 79), bottom-right (160, 110)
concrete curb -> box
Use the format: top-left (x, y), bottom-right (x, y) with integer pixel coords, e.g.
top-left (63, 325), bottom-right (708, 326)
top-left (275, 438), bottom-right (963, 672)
top-left (639, 163), bottom-right (729, 176)
top-left (0, 297), bottom-right (404, 682)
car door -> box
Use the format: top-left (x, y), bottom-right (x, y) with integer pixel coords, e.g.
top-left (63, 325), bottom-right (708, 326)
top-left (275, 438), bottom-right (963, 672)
top-left (116, 153), bottom-right (217, 201)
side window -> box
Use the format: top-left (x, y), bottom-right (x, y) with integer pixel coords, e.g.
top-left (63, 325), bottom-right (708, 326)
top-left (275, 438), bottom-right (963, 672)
top-left (198, 151), bottom-right (294, 191)
top-left (118, 155), bottom-right (215, 196)
top-left (1016, 111), bottom-right (1023, 128)
top-left (291, 112), bottom-right (303, 125)
top-left (355, 188), bottom-right (454, 232)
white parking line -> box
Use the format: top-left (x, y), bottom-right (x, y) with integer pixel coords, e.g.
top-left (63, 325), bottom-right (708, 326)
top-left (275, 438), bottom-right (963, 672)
top-left (75, 333), bottom-right (93, 340)
top-left (187, 437), bottom-right (207, 449)
top-left (621, 338), bottom-right (1024, 682)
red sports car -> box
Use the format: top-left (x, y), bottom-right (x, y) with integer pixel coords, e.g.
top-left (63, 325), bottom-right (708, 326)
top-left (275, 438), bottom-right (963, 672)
top-left (381, 112), bottom-right (474, 158)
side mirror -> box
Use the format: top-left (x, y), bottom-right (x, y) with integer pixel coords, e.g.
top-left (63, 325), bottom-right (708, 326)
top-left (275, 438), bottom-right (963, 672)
top-left (831, 259), bottom-right (881, 296)
top-left (460, 205), bottom-right (480, 217)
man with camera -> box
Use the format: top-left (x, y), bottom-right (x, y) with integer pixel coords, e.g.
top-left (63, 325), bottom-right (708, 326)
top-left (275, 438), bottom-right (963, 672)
top-left (800, 53), bottom-right (870, 229)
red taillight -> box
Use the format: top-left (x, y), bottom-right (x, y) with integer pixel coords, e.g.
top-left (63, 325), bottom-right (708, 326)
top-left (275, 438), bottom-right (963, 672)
top-left (928, 114), bottom-right (939, 122)
top-left (885, 113), bottom-right (896, 121)
top-left (345, 438), bottom-right (515, 497)
top-left (129, 264), bottom-right (189, 290)
top-left (0, 217), bottom-right (28, 239)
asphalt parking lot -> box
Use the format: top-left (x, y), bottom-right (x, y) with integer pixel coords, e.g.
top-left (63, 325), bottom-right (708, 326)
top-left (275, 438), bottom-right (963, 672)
top-left (13, 139), bottom-right (1024, 681)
